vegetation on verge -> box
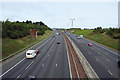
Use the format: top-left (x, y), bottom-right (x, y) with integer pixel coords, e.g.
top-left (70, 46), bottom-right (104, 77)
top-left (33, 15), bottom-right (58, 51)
top-left (2, 19), bottom-right (52, 39)
top-left (67, 27), bottom-right (120, 51)
top-left (2, 30), bottom-right (53, 58)
top-left (1, 19), bottom-right (53, 59)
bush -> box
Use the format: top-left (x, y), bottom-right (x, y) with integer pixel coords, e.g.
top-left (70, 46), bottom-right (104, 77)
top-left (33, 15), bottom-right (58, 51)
top-left (93, 27), bottom-right (104, 34)
top-left (113, 34), bottom-right (120, 39)
top-left (9, 31), bottom-right (19, 39)
top-left (2, 20), bottom-right (51, 39)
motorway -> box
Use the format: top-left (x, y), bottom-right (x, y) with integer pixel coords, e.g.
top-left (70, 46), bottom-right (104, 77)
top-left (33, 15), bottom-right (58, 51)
top-left (1, 31), bottom-right (70, 79)
top-left (1, 30), bottom-right (120, 79)
top-left (65, 32), bottom-right (120, 79)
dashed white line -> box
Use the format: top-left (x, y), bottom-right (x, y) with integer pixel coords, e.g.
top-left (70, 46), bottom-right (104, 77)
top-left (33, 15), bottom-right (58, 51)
top-left (89, 52), bottom-right (91, 54)
top-left (95, 58), bottom-right (99, 61)
top-left (108, 71), bottom-right (113, 75)
top-left (26, 61), bottom-right (34, 69)
top-left (56, 64), bottom-right (57, 67)
top-left (106, 59), bottom-right (110, 62)
top-left (16, 75), bottom-right (20, 79)
top-left (48, 55), bottom-right (49, 57)
top-left (42, 64), bottom-right (44, 67)
top-left (0, 58), bottom-right (25, 77)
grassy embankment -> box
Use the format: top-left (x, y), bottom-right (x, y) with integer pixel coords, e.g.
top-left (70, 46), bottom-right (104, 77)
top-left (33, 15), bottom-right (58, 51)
top-left (69, 29), bottom-right (119, 51)
top-left (2, 30), bottom-right (53, 59)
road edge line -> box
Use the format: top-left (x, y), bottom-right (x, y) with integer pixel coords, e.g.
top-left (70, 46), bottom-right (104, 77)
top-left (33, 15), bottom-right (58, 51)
top-left (66, 34), bottom-right (100, 79)
top-left (63, 35), bottom-right (72, 79)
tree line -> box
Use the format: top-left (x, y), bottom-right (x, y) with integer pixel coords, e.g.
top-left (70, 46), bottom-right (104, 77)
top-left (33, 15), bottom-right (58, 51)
top-left (2, 19), bottom-right (52, 39)
top-left (93, 27), bottom-right (120, 39)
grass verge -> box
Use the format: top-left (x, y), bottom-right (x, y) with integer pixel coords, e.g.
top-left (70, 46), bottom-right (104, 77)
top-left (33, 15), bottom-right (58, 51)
top-left (68, 29), bottom-right (119, 52)
top-left (2, 30), bottom-right (53, 59)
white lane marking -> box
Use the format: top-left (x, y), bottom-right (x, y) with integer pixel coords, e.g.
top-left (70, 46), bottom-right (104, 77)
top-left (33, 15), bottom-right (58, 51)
top-left (56, 64), bottom-right (57, 67)
top-left (48, 55), bottom-right (49, 57)
top-left (96, 58), bottom-right (99, 61)
top-left (108, 71), bottom-right (113, 75)
top-left (89, 52), bottom-right (90, 54)
top-left (64, 37), bottom-right (72, 79)
top-left (59, 49), bottom-right (60, 52)
top-left (42, 64), bottom-right (44, 67)
top-left (26, 61), bottom-right (34, 69)
top-left (0, 58), bottom-right (25, 77)
top-left (16, 75), bottom-right (20, 79)
top-left (106, 59), bottom-right (110, 62)
top-left (91, 47), bottom-right (93, 49)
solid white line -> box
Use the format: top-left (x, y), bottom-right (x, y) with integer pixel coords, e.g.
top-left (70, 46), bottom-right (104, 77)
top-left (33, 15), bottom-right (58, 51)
top-left (26, 61), bottom-right (34, 69)
top-left (108, 71), bottom-right (113, 75)
top-left (0, 58), bottom-right (25, 77)
top-left (63, 36), bottom-right (72, 79)
top-left (42, 64), bottom-right (44, 67)
top-left (56, 64), bottom-right (57, 67)
top-left (16, 75), bottom-right (20, 79)
top-left (70, 47), bottom-right (80, 79)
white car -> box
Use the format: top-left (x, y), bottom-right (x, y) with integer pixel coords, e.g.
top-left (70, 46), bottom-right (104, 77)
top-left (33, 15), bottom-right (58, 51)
top-left (26, 50), bottom-right (36, 58)
top-left (80, 35), bottom-right (83, 38)
top-left (77, 36), bottom-right (80, 39)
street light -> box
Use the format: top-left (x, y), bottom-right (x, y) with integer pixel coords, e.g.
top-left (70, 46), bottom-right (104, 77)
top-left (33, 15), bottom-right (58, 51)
top-left (70, 19), bottom-right (75, 28)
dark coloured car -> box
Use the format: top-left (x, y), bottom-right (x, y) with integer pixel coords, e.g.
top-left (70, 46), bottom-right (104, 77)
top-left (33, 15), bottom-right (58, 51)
top-left (76, 35), bottom-right (78, 37)
top-left (35, 49), bottom-right (39, 54)
top-left (118, 61), bottom-right (120, 67)
top-left (57, 41), bottom-right (60, 44)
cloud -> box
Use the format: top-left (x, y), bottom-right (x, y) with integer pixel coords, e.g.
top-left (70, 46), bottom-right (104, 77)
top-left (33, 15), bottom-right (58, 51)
top-left (1, 2), bottom-right (118, 28)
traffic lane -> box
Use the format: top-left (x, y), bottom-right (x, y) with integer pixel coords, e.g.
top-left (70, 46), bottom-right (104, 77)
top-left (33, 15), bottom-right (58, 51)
top-left (39, 34), bottom-right (70, 78)
top-left (66, 33), bottom-right (116, 78)
top-left (37, 37), bottom-right (60, 78)
top-left (20, 33), bottom-right (70, 78)
top-left (69, 33), bottom-right (120, 78)
top-left (67, 33), bottom-right (119, 63)
top-left (35, 34), bottom-right (70, 78)
top-left (67, 33), bottom-right (120, 77)
top-left (2, 33), bottom-right (55, 74)
top-left (83, 38), bottom-right (119, 60)
top-left (19, 36), bottom-right (58, 78)
top-left (55, 35), bottom-right (70, 78)
top-left (2, 33), bottom-right (56, 78)
top-left (68, 32), bottom-right (119, 61)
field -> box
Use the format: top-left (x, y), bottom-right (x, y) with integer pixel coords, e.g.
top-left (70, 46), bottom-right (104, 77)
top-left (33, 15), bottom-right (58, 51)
top-left (69, 29), bottom-right (119, 51)
top-left (2, 30), bottom-right (53, 58)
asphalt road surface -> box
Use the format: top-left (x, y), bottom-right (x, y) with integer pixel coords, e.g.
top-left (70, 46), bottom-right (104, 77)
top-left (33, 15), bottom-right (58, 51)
top-left (1, 31), bottom-right (70, 79)
top-left (1, 30), bottom-right (120, 79)
top-left (65, 32), bottom-right (120, 79)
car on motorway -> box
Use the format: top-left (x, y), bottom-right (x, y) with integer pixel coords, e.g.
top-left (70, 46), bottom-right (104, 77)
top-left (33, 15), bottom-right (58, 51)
top-left (26, 50), bottom-right (37, 58)
top-left (77, 36), bottom-right (80, 39)
top-left (57, 41), bottom-right (60, 44)
top-left (35, 49), bottom-right (39, 54)
top-left (88, 43), bottom-right (93, 46)
top-left (80, 35), bottom-right (83, 38)
top-left (118, 60), bottom-right (120, 67)
top-left (76, 35), bottom-right (78, 37)
top-left (24, 76), bottom-right (36, 80)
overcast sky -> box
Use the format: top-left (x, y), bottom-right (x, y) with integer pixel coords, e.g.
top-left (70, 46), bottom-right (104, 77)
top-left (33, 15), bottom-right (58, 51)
top-left (0, 0), bottom-right (119, 29)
